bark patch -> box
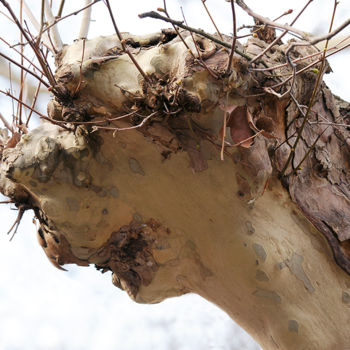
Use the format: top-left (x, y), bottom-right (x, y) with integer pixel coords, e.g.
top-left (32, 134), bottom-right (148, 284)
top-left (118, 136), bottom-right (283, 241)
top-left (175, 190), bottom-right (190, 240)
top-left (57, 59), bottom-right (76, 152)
top-left (288, 319), bottom-right (299, 333)
top-left (253, 288), bottom-right (281, 303)
top-left (253, 243), bottom-right (267, 262)
top-left (284, 253), bottom-right (315, 293)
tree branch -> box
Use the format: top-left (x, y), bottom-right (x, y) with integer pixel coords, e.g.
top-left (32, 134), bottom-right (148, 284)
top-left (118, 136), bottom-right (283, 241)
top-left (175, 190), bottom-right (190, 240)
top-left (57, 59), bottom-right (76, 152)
top-left (138, 11), bottom-right (252, 61)
top-left (78, 0), bottom-right (92, 39)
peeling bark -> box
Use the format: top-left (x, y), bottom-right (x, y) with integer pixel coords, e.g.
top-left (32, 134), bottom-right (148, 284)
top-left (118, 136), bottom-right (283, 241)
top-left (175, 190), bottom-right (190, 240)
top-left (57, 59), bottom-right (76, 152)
top-left (1, 31), bottom-right (350, 349)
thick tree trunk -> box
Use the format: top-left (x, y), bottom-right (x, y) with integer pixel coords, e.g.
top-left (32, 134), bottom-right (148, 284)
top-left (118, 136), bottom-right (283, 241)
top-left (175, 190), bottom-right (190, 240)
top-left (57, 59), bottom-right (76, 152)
top-left (1, 32), bottom-right (349, 349)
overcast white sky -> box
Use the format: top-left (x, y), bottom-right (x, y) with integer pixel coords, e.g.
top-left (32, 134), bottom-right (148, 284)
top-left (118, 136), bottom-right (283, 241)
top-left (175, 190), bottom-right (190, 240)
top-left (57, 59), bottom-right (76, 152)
top-left (0, 1), bottom-right (349, 349)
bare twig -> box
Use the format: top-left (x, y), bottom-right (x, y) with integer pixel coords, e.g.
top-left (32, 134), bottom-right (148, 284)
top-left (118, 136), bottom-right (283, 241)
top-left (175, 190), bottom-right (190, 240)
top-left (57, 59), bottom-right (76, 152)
top-left (139, 11), bottom-right (252, 61)
top-left (74, 39), bottom-right (86, 96)
top-left (284, 15), bottom-right (350, 73)
top-left (7, 204), bottom-right (29, 241)
top-left (1, 0), bottom-right (57, 87)
top-left (8, 64), bottom-right (15, 127)
top-left (0, 112), bottom-right (14, 132)
top-left (36, 0), bottom-right (45, 45)
top-left (105, 0), bottom-right (150, 83)
top-left (79, 0), bottom-right (92, 39)
top-left (0, 38), bottom-right (45, 76)
top-left (280, 0), bottom-right (338, 177)
top-left (57, 0), bottom-right (65, 17)
top-left (228, 130), bottom-right (262, 147)
top-left (0, 89), bottom-right (72, 131)
top-left (267, 40), bottom-right (350, 92)
top-left (309, 121), bottom-right (350, 128)
top-left (225, 0), bottom-right (237, 75)
top-left (250, 0), bottom-right (314, 65)
top-left (160, 2), bottom-right (193, 56)
top-left (25, 48), bottom-right (50, 127)
top-left (309, 17), bottom-right (350, 46)
top-left (201, 0), bottom-right (223, 41)
top-left (16, 0), bottom-right (53, 50)
top-left (180, 7), bottom-right (218, 79)
top-left (293, 127), bottom-right (328, 173)
top-left (57, 110), bottom-right (140, 125)
top-left (273, 8), bottom-right (293, 22)
top-left (235, 0), bottom-right (309, 39)
top-left (17, 0), bottom-right (24, 126)
top-left (42, 0), bottom-right (100, 36)
top-left (91, 111), bottom-right (158, 134)
top-left (0, 52), bottom-right (50, 87)
top-left (25, 79), bottom-right (43, 127)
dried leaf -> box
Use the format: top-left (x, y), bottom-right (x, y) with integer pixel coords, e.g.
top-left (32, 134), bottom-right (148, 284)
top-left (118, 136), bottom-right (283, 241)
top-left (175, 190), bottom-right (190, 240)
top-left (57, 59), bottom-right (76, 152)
top-left (5, 132), bottom-right (21, 149)
top-left (220, 105), bottom-right (254, 148)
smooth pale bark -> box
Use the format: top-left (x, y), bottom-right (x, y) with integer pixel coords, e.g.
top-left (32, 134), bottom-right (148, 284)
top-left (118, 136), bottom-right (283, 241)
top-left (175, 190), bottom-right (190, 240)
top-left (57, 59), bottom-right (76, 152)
top-left (1, 32), bottom-right (349, 349)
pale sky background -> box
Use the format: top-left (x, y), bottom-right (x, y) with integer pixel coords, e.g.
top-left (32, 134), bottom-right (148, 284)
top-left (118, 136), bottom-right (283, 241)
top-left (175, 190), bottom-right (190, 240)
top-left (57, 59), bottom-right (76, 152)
top-left (0, 1), bottom-right (349, 350)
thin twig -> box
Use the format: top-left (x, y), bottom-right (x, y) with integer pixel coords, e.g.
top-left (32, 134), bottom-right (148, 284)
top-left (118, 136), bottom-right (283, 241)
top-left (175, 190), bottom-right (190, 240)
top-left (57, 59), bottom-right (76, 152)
top-left (91, 111), bottom-right (158, 134)
top-left (8, 63), bottom-right (15, 127)
top-left (7, 204), bottom-right (28, 241)
top-left (0, 38), bottom-right (45, 75)
top-left (180, 7), bottom-right (218, 79)
top-left (42, 0), bottom-right (100, 36)
top-left (0, 112), bottom-right (14, 132)
top-left (235, 0), bottom-right (310, 39)
top-left (160, 1), bottom-right (193, 54)
top-left (16, 0), bottom-right (52, 50)
top-left (280, 0), bottom-right (338, 177)
top-left (0, 0), bottom-right (57, 87)
top-left (284, 16), bottom-right (350, 70)
top-left (17, 0), bottom-right (24, 126)
top-left (273, 8), bottom-right (293, 22)
top-left (201, 0), bottom-right (223, 41)
top-left (293, 127), bottom-right (329, 173)
top-left (267, 40), bottom-right (350, 92)
top-left (0, 89), bottom-right (72, 131)
top-left (0, 52), bottom-right (50, 87)
top-left (225, 0), bottom-right (237, 75)
top-left (228, 130), bottom-right (262, 147)
top-left (250, 0), bottom-right (314, 65)
top-left (74, 39), bottom-right (86, 96)
top-left (36, 0), bottom-right (45, 45)
top-left (309, 120), bottom-right (350, 128)
top-left (57, 0), bottom-right (65, 17)
top-left (57, 110), bottom-right (140, 125)
top-left (105, 0), bottom-right (150, 83)
top-left (139, 11), bottom-right (253, 61)
top-left (220, 92), bottom-right (229, 161)
top-left (26, 79), bottom-right (43, 127)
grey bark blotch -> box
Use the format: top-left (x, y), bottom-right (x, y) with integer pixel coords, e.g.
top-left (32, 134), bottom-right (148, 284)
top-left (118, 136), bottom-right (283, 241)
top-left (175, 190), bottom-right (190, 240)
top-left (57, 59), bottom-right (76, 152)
top-left (284, 253), bottom-right (315, 293)
top-left (133, 212), bottom-right (143, 223)
top-left (256, 269), bottom-right (269, 282)
top-left (342, 291), bottom-right (350, 304)
top-left (129, 157), bottom-right (145, 176)
top-left (253, 243), bottom-right (267, 262)
top-left (109, 186), bottom-right (119, 198)
top-left (245, 220), bottom-right (255, 235)
top-left (288, 319), bottom-right (299, 333)
top-left (65, 197), bottom-right (80, 211)
top-left (253, 288), bottom-right (281, 303)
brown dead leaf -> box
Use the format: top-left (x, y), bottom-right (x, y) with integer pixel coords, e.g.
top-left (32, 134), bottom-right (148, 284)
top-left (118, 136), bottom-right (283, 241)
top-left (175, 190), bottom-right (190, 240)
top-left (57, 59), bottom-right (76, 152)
top-left (5, 132), bottom-right (21, 149)
top-left (220, 104), bottom-right (253, 148)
